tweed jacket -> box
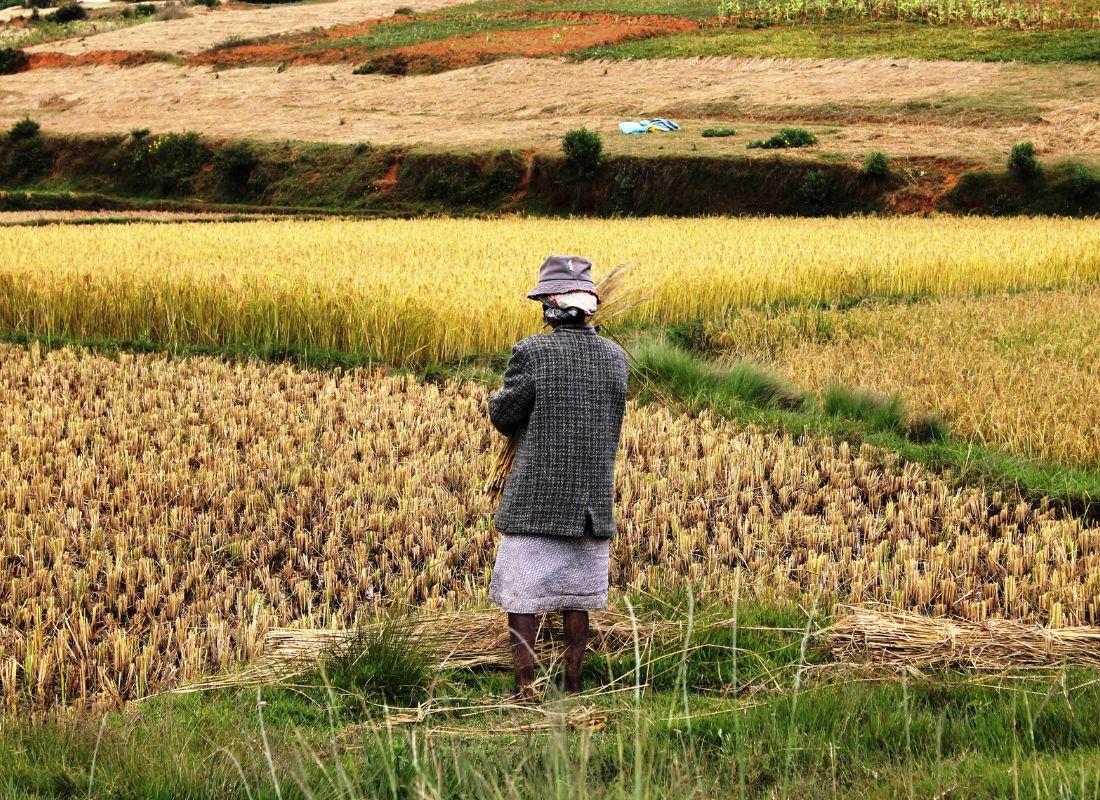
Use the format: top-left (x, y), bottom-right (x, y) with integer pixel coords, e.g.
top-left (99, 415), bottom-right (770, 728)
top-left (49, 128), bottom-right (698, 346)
top-left (489, 325), bottom-right (628, 538)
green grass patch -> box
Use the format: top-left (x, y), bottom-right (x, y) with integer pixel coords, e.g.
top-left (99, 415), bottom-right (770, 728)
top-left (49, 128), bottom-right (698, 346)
top-left (445, 0), bottom-right (721, 19)
top-left (2, 597), bottom-right (1099, 799)
top-left (574, 20), bottom-right (1100, 62)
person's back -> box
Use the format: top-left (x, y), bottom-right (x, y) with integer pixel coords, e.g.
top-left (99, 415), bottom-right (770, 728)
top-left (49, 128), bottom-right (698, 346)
top-left (489, 325), bottom-right (628, 538)
top-left (485, 254), bottom-right (629, 700)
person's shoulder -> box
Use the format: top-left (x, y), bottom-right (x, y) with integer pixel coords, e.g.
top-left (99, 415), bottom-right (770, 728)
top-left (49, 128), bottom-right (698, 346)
top-left (511, 333), bottom-right (548, 355)
top-left (596, 333), bottom-right (628, 362)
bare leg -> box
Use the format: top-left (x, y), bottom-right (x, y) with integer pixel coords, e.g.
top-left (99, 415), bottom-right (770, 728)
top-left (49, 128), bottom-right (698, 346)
top-left (508, 613), bottom-right (538, 702)
top-left (562, 609), bottom-right (589, 694)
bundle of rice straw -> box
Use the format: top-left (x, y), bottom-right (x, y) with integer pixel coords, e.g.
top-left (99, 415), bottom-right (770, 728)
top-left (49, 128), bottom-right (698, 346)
top-left (484, 265), bottom-right (640, 499)
top-left (173, 608), bottom-right (679, 694)
top-left (822, 606), bottom-right (1100, 671)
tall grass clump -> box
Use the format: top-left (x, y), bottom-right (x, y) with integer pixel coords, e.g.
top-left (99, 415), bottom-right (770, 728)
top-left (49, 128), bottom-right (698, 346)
top-left (315, 624), bottom-right (433, 707)
top-left (632, 336), bottom-right (807, 410)
top-left (824, 384), bottom-right (905, 434)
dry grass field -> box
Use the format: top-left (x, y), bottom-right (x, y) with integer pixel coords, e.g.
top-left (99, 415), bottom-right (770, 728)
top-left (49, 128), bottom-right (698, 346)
top-left (3, 342), bottom-right (1098, 711)
top-left (712, 289), bottom-right (1100, 471)
top-left (1, 57), bottom-right (1096, 162)
top-left (3, 216), bottom-right (1099, 366)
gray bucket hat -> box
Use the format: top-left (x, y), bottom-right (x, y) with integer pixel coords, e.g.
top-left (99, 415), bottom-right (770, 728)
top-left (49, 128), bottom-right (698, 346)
top-left (526, 255), bottom-right (599, 300)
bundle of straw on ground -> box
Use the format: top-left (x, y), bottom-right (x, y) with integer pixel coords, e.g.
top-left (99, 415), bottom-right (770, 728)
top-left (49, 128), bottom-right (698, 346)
top-left (823, 606), bottom-right (1100, 670)
top-left (3, 343), bottom-right (1099, 711)
top-left (174, 610), bottom-right (680, 694)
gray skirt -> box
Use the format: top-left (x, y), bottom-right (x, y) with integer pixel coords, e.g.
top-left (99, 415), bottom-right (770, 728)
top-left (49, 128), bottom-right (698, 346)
top-left (489, 533), bottom-right (611, 614)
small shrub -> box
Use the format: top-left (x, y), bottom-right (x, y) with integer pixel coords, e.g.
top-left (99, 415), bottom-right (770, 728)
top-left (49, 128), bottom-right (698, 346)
top-left (562, 127), bottom-right (602, 176)
top-left (2, 117), bottom-right (51, 183)
top-left (747, 127), bottom-right (817, 150)
top-left (863, 151), bottom-right (890, 180)
top-left (701, 127), bottom-right (735, 138)
top-left (420, 167), bottom-right (457, 201)
top-left (393, 5), bottom-right (415, 13)
top-left (8, 117), bottom-right (40, 141)
top-left (476, 157), bottom-right (523, 202)
top-left (48, 2), bottom-right (86, 22)
top-left (132, 3), bottom-right (155, 16)
top-left (798, 169), bottom-right (832, 216)
top-left (1070, 164), bottom-right (1099, 200)
top-left (129, 127), bottom-right (150, 140)
top-left (153, 2), bottom-right (191, 20)
top-left (213, 140), bottom-right (259, 199)
top-left (0, 47), bottom-right (28, 76)
top-left (1008, 141), bottom-right (1041, 180)
top-left (196, 0), bottom-right (220, 7)
top-left (130, 131), bottom-right (207, 196)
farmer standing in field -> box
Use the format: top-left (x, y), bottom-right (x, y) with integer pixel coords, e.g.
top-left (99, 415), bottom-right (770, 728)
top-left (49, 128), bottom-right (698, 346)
top-left (487, 255), bottom-right (629, 701)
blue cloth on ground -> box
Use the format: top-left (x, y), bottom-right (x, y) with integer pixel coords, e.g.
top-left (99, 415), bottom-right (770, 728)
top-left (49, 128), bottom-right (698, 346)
top-left (618, 118), bottom-right (681, 134)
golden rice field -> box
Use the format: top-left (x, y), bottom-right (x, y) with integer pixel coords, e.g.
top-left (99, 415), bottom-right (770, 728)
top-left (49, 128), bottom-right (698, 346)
top-left (3, 344), bottom-right (1099, 711)
top-left (710, 289), bottom-right (1100, 470)
top-left (2, 217), bottom-right (1100, 366)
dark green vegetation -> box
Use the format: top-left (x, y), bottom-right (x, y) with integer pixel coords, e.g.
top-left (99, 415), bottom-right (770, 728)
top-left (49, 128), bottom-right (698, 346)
top-left (3, 599), bottom-right (1099, 799)
top-left (0, 127), bottom-right (898, 216)
top-left (701, 127), bottom-right (736, 137)
top-left (863, 151), bottom-right (891, 179)
top-left (1009, 141), bottom-right (1043, 180)
top-left (5, 126), bottom-right (1096, 217)
top-left (0, 46), bottom-right (28, 74)
top-left (45, 1), bottom-right (83, 22)
top-left (577, 20), bottom-right (1100, 63)
top-left (947, 160), bottom-right (1100, 216)
top-left (629, 334), bottom-right (1100, 518)
top-left (747, 127), bottom-right (819, 150)
top-left (562, 126), bottom-right (604, 176)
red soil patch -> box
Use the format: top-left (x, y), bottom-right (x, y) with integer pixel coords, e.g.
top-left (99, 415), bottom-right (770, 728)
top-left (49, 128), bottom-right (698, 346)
top-left (373, 158), bottom-right (401, 193)
top-left (885, 157), bottom-right (977, 215)
top-left (26, 50), bottom-right (169, 70)
top-left (187, 14), bottom-right (398, 68)
top-left (188, 12), bottom-right (699, 71)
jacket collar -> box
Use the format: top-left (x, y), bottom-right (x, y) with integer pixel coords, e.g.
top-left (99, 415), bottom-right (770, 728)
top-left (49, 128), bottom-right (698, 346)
top-left (549, 324), bottom-right (597, 335)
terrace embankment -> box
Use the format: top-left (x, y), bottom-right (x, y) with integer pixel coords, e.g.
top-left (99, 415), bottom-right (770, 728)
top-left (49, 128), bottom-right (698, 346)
top-left (2, 130), bottom-right (1097, 217)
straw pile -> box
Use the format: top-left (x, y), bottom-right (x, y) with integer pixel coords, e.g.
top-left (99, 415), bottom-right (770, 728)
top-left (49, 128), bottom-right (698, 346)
top-left (174, 609), bottom-right (680, 694)
top-left (823, 606), bottom-right (1100, 670)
